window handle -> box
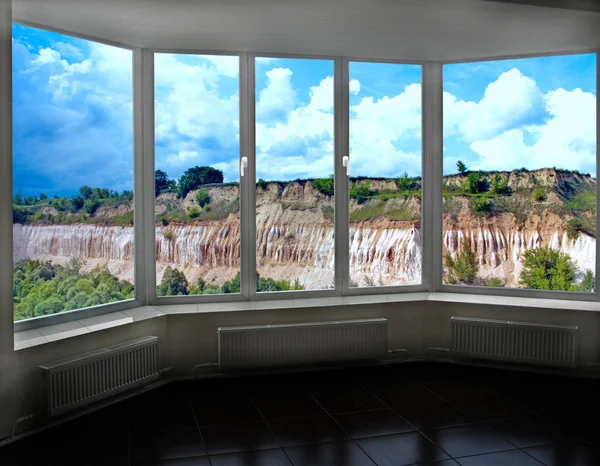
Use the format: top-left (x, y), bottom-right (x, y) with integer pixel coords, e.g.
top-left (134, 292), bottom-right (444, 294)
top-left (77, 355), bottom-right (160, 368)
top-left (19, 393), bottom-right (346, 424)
top-left (240, 156), bottom-right (248, 177)
top-left (342, 156), bottom-right (350, 176)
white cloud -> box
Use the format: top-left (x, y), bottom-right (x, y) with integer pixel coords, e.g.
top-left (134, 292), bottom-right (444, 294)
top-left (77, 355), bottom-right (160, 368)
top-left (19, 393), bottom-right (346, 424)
top-left (444, 68), bottom-right (545, 142)
top-left (256, 67), bottom-right (296, 120)
top-left (349, 79), bottom-right (361, 95)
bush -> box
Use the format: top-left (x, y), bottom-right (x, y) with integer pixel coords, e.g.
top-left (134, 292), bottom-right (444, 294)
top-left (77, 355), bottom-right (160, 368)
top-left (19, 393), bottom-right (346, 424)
top-left (396, 172), bottom-right (416, 192)
top-left (195, 188), bottom-right (210, 208)
top-left (160, 215), bottom-right (169, 226)
top-left (567, 217), bottom-right (584, 240)
top-left (532, 187), bottom-right (545, 202)
top-left (350, 180), bottom-right (375, 204)
top-left (257, 178), bottom-right (268, 190)
top-left (490, 173), bottom-right (511, 195)
top-left (83, 199), bottom-right (100, 215)
top-left (519, 247), bottom-right (577, 291)
top-left (163, 229), bottom-right (173, 240)
top-left (221, 272), bottom-right (241, 294)
top-left (187, 207), bottom-right (201, 220)
top-left (312, 175), bottom-right (334, 196)
top-left (461, 171), bottom-right (489, 195)
top-left (469, 196), bottom-right (493, 215)
top-left (444, 237), bottom-right (479, 284)
top-left (157, 266), bottom-right (189, 296)
top-left (485, 277), bottom-right (503, 287)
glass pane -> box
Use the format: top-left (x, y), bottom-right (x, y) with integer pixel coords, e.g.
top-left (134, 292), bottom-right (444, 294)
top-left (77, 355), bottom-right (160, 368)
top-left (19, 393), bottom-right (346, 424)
top-left (12, 24), bottom-right (134, 321)
top-left (348, 62), bottom-right (422, 288)
top-left (154, 53), bottom-right (240, 296)
top-left (255, 57), bottom-right (335, 292)
top-left (442, 54), bottom-right (597, 292)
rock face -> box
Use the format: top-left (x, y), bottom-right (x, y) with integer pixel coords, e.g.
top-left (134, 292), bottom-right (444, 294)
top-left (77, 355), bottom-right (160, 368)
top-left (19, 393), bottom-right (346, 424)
top-left (12, 169), bottom-right (597, 289)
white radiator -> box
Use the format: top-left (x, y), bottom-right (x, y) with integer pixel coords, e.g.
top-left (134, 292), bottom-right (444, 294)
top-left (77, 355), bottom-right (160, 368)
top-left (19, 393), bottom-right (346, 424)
top-left (218, 319), bottom-right (388, 370)
top-left (450, 317), bottom-right (577, 368)
top-left (39, 336), bottom-right (160, 416)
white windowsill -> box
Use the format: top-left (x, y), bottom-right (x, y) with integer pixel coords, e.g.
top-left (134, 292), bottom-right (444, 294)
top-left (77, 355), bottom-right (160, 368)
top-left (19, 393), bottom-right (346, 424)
top-left (13, 291), bottom-right (600, 350)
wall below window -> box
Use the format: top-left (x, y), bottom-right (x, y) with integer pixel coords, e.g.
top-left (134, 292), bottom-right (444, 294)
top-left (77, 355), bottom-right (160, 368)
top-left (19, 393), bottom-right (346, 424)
top-left (3, 299), bottom-right (600, 442)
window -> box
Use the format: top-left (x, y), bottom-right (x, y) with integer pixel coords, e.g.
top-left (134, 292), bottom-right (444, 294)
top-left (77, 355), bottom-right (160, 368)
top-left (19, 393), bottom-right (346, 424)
top-left (255, 57), bottom-right (335, 292)
top-left (154, 53), bottom-right (241, 296)
top-left (442, 53), bottom-right (597, 293)
top-left (12, 24), bottom-right (134, 322)
top-left (348, 62), bottom-right (422, 288)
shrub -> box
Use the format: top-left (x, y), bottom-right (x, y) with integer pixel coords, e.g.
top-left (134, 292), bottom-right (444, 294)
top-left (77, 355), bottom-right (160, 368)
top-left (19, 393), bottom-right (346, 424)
top-left (257, 178), bottom-right (268, 190)
top-left (83, 199), bottom-right (100, 215)
top-left (532, 187), bottom-right (545, 202)
top-left (490, 173), bottom-right (511, 195)
top-left (444, 237), bottom-right (479, 284)
top-left (396, 172), bottom-right (415, 191)
top-left (573, 270), bottom-right (595, 292)
top-left (187, 207), bottom-right (201, 220)
top-left (462, 171), bottom-right (489, 195)
top-left (160, 215), bottom-right (169, 226)
top-left (469, 196), bottom-right (493, 215)
top-left (163, 229), bottom-right (173, 240)
top-left (313, 175), bottom-right (334, 196)
top-left (567, 217), bottom-right (584, 240)
top-left (519, 247), bottom-right (577, 291)
top-left (221, 272), bottom-right (241, 294)
top-left (195, 188), bottom-right (210, 208)
top-left (485, 277), bottom-right (503, 287)
top-left (157, 266), bottom-right (189, 296)
top-left (350, 180), bottom-right (375, 204)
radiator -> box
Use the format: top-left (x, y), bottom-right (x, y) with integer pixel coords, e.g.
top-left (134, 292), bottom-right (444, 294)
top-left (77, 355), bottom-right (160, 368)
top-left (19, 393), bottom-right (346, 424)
top-left (218, 318), bottom-right (388, 370)
top-left (450, 317), bottom-right (577, 368)
top-left (39, 336), bottom-right (160, 416)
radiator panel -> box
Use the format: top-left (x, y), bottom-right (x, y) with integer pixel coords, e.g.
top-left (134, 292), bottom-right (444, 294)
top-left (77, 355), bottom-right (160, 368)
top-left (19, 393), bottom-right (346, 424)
top-left (450, 317), bottom-right (577, 368)
top-left (218, 319), bottom-right (388, 369)
top-left (40, 336), bottom-right (160, 416)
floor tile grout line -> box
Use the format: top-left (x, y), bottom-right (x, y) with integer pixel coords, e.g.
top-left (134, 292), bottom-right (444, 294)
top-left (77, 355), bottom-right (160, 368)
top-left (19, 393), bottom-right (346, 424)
top-left (248, 393), bottom-right (296, 466)
top-left (188, 395), bottom-right (213, 466)
top-left (358, 379), bottom-right (458, 462)
top-left (303, 388), bottom-right (380, 466)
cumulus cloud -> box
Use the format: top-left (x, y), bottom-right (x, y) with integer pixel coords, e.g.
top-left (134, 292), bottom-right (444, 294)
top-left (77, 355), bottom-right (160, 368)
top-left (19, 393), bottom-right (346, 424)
top-left (444, 68), bottom-right (597, 176)
top-left (256, 67), bottom-right (296, 121)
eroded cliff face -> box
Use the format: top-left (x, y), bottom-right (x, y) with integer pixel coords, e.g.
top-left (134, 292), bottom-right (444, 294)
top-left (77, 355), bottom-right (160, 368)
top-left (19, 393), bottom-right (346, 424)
top-left (13, 169), bottom-right (596, 289)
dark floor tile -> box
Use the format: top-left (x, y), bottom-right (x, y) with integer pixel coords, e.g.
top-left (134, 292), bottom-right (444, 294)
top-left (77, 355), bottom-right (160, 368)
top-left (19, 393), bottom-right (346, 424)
top-left (334, 409), bottom-right (415, 439)
top-left (411, 461), bottom-right (459, 466)
top-left (130, 428), bottom-right (206, 463)
top-left (451, 393), bottom-right (529, 422)
top-left (455, 449), bottom-right (543, 466)
top-left (129, 396), bottom-right (197, 431)
top-left (363, 380), bottom-right (442, 407)
top-left (523, 442), bottom-right (600, 466)
top-left (310, 385), bottom-right (384, 414)
top-left (251, 389), bottom-right (325, 421)
top-left (392, 401), bottom-right (471, 430)
top-left (484, 416), bottom-right (564, 448)
top-left (133, 457), bottom-right (211, 466)
top-left (285, 440), bottom-right (375, 466)
top-left (191, 393), bottom-right (262, 427)
top-left (357, 432), bottom-right (449, 466)
top-left (425, 424), bottom-right (516, 458)
top-left (269, 415), bottom-right (348, 447)
top-left (210, 448), bottom-right (292, 466)
top-left (201, 422), bottom-right (279, 455)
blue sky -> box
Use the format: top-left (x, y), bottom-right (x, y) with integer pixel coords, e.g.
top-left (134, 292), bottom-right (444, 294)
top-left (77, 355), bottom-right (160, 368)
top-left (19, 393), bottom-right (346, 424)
top-left (12, 24), bottom-right (598, 197)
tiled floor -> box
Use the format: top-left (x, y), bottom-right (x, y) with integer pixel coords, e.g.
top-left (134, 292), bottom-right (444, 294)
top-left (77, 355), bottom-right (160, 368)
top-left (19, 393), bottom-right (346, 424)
top-left (1, 361), bottom-right (600, 465)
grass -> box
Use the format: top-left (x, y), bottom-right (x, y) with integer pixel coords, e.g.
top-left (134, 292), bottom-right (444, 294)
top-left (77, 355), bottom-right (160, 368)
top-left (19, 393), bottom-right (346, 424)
top-left (349, 200), bottom-right (419, 222)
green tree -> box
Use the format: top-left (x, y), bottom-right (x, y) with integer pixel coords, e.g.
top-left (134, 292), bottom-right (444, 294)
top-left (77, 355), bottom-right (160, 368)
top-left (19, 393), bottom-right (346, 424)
top-left (221, 272), bottom-right (241, 293)
top-left (84, 199), bottom-right (100, 215)
top-left (13, 194), bottom-right (23, 205)
top-left (566, 217), bottom-right (584, 240)
top-left (490, 173), bottom-right (510, 195)
top-left (462, 171), bottom-right (489, 195)
top-left (572, 269), bottom-right (595, 292)
top-left (39, 193), bottom-right (48, 201)
top-left (157, 266), bottom-right (189, 296)
top-left (155, 169), bottom-right (172, 196)
top-left (444, 237), bottom-right (479, 284)
top-left (177, 166), bottom-right (224, 198)
top-left (188, 207), bottom-right (201, 220)
top-left (469, 196), bottom-right (493, 215)
top-left (519, 247), bottom-right (577, 291)
top-left (71, 195), bottom-right (85, 211)
top-left (195, 188), bottom-right (210, 208)
top-left (397, 172), bottom-right (415, 192)
top-left (313, 175), bottom-right (334, 196)
top-left (456, 160), bottom-right (467, 175)
top-left (79, 186), bottom-right (93, 200)
top-left (257, 178), bottom-right (268, 190)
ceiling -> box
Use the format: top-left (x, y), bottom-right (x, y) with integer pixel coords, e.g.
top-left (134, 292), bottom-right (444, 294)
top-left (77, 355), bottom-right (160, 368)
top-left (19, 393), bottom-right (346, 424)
top-left (12, 0), bottom-right (600, 61)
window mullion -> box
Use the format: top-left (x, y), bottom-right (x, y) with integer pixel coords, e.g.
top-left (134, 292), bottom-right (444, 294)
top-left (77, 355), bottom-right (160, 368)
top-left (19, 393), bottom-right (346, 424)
top-left (242, 53), bottom-right (257, 300)
top-left (422, 62), bottom-right (443, 292)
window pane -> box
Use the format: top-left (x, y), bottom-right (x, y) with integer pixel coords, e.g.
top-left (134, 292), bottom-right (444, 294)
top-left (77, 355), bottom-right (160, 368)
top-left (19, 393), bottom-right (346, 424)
top-left (12, 25), bottom-right (134, 322)
top-left (255, 57), bottom-right (334, 292)
top-left (349, 62), bottom-right (422, 288)
top-left (442, 54), bottom-right (597, 292)
top-left (154, 53), bottom-right (240, 296)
